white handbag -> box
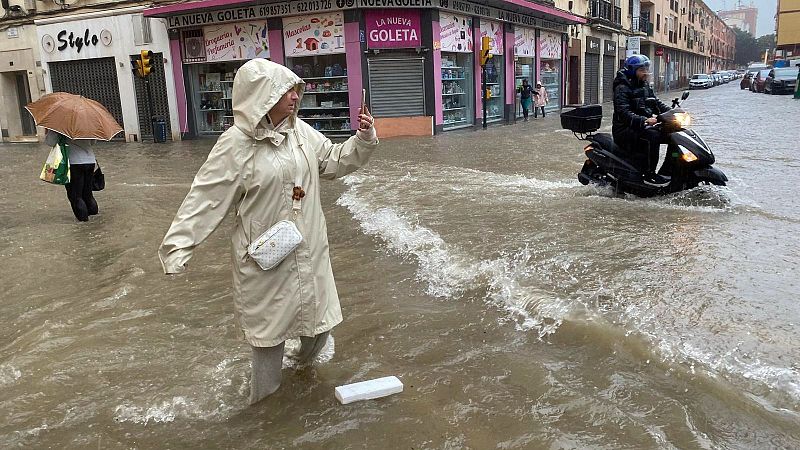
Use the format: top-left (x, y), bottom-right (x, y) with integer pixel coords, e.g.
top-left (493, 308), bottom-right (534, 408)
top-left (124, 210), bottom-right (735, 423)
top-left (247, 220), bottom-right (303, 270)
top-left (246, 130), bottom-right (309, 271)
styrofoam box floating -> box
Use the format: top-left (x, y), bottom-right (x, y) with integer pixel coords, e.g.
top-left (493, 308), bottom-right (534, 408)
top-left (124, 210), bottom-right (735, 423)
top-left (335, 376), bottom-right (403, 405)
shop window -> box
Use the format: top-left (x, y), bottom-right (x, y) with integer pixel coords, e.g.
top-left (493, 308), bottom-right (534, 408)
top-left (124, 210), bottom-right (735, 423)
top-left (189, 62), bottom-right (244, 135)
top-left (484, 57), bottom-right (504, 122)
top-left (515, 58), bottom-right (534, 118)
top-left (441, 52), bottom-right (475, 130)
top-left (287, 54), bottom-right (350, 134)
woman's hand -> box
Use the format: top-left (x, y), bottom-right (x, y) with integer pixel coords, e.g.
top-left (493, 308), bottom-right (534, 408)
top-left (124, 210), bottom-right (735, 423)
top-left (358, 106), bottom-right (374, 131)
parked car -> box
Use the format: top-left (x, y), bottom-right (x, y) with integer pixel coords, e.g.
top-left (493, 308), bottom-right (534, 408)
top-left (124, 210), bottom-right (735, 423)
top-left (722, 72), bottom-right (732, 83)
top-left (751, 69), bottom-right (771, 93)
top-left (689, 73), bottom-right (713, 89)
top-left (740, 70), bottom-right (758, 89)
top-left (713, 74), bottom-right (723, 85)
top-left (764, 67), bottom-right (800, 94)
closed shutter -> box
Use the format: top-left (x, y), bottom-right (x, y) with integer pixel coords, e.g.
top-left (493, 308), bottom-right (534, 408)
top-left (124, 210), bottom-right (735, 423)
top-left (49, 57), bottom-right (124, 132)
top-left (132, 52), bottom-right (172, 139)
top-left (367, 57), bottom-right (425, 117)
top-left (585, 53), bottom-right (600, 104)
top-left (602, 55), bottom-right (616, 103)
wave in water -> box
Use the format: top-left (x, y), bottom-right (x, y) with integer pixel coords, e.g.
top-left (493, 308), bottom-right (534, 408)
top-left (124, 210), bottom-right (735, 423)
top-left (337, 174), bottom-right (576, 338)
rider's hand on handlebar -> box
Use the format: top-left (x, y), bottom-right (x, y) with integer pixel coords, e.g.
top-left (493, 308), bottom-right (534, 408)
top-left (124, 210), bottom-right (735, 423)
top-left (645, 117), bottom-right (658, 126)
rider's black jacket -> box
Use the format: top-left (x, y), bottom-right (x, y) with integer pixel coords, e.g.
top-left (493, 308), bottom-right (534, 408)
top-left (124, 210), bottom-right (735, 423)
top-left (612, 70), bottom-right (670, 141)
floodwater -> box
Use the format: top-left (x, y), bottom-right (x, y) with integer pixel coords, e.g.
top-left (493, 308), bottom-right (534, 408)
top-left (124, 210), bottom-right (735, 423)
top-left (2, 83), bottom-right (799, 448)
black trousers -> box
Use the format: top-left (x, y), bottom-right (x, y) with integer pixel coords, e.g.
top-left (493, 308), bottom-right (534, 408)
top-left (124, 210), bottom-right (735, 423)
top-left (64, 164), bottom-right (98, 221)
top-left (615, 128), bottom-right (667, 173)
top-left (533, 106), bottom-right (546, 117)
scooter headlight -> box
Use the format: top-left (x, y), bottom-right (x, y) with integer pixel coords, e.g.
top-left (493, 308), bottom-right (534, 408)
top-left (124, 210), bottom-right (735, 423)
top-left (679, 146), bottom-right (698, 163)
top-left (674, 112), bottom-right (692, 128)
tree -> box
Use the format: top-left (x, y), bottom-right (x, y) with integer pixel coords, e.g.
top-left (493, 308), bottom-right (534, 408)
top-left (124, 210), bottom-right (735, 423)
top-left (733, 27), bottom-right (760, 65)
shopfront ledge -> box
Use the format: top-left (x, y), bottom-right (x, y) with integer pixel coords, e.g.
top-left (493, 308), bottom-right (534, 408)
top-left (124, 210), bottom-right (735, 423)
top-left (375, 116), bottom-right (433, 138)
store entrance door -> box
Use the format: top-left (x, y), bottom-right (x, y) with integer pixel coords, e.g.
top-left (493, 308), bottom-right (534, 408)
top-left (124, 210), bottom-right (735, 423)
top-left (585, 53), bottom-right (600, 104)
top-left (367, 55), bottom-right (425, 117)
top-left (49, 57), bottom-right (124, 137)
top-left (568, 56), bottom-right (580, 105)
top-left (602, 55), bottom-right (616, 103)
top-left (14, 72), bottom-right (36, 136)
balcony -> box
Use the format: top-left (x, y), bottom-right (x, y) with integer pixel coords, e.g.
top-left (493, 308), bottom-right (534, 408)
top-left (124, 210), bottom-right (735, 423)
top-left (589, 0), bottom-right (623, 29)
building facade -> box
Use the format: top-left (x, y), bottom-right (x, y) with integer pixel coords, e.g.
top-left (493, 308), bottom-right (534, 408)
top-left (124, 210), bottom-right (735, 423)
top-left (144, 0), bottom-right (585, 137)
top-left (718, 5), bottom-right (758, 37)
top-left (0, 0), bottom-right (182, 143)
top-left (776, 0), bottom-right (800, 63)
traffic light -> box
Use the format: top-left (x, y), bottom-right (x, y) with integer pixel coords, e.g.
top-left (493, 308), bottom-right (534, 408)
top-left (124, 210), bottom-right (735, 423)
top-left (130, 54), bottom-right (142, 77)
top-left (136, 50), bottom-right (153, 78)
top-left (480, 36), bottom-right (493, 66)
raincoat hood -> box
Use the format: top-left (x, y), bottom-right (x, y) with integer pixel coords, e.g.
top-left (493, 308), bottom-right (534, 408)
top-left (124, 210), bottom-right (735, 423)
top-left (233, 59), bottom-right (305, 138)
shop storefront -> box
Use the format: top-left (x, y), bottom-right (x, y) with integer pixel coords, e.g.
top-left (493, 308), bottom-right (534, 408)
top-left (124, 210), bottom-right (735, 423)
top-left (284, 12), bottom-right (351, 136)
top-left (146, 0), bottom-right (583, 137)
top-left (439, 14), bottom-right (475, 131)
top-left (514, 26), bottom-right (536, 119)
top-left (365, 9), bottom-right (426, 123)
top-left (480, 20), bottom-right (504, 123)
top-left (182, 20), bottom-right (270, 135)
top-left (35, 8), bottom-right (180, 142)
top-left (539, 31), bottom-right (563, 113)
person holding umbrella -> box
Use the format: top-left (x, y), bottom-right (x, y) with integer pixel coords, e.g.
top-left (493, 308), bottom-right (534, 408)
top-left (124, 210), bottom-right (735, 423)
top-left (27, 92), bottom-right (123, 221)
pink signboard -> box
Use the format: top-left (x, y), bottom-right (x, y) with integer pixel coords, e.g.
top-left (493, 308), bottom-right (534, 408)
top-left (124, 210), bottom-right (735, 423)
top-left (365, 9), bottom-right (421, 49)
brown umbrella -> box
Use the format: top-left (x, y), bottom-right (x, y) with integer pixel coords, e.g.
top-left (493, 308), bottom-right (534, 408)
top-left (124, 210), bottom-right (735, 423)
top-left (26, 92), bottom-right (123, 141)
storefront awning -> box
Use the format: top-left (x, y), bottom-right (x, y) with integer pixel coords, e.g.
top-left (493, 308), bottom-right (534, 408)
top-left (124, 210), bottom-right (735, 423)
top-left (144, 0), bottom-right (585, 31)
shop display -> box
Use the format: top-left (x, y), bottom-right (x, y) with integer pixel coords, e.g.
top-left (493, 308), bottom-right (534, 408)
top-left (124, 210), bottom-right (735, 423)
top-left (483, 57), bottom-right (504, 121)
top-left (190, 62), bottom-right (244, 134)
top-left (540, 60), bottom-right (561, 113)
top-left (480, 20), bottom-right (504, 122)
top-left (539, 31), bottom-right (563, 113)
top-left (441, 53), bottom-right (474, 129)
top-left (289, 54), bottom-right (350, 134)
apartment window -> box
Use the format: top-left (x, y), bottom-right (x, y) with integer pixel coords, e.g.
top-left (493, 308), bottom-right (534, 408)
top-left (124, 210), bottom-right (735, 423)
top-left (656, 13), bottom-right (661, 31)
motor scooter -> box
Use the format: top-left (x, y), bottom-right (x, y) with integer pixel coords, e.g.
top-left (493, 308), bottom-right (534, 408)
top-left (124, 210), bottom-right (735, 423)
top-left (561, 91), bottom-right (727, 197)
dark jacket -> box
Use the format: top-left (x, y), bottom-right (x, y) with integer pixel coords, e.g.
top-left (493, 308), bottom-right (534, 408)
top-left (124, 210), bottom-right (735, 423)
top-left (612, 70), bottom-right (670, 139)
top-left (518, 84), bottom-right (533, 99)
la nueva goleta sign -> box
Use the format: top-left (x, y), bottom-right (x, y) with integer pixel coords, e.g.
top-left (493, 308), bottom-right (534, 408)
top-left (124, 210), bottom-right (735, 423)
top-left (163, 0), bottom-right (568, 33)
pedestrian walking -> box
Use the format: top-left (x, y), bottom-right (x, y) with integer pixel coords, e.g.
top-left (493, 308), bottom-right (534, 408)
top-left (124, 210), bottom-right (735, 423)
top-left (517, 79), bottom-right (533, 121)
top-left (158, 59), bottom-right (379, 405)
top-left (27, 92), bottom-right (120, 222)
top-left (45, 130), bottom-right (99, 221)
top-left (533, 82), bottom-right (548, 118)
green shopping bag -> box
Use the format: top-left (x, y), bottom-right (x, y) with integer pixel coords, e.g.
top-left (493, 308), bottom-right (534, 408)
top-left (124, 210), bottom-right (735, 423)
top-left (40, 139), bottom-right (70, 185)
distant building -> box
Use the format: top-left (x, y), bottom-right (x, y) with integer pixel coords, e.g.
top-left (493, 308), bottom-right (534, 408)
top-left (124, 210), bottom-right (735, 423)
top-left (718, 4), bottom-right (758, 36)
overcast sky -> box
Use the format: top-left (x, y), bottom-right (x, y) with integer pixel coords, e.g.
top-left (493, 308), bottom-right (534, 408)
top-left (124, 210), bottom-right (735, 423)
top-left (702, 0), bottom-right (777, 37)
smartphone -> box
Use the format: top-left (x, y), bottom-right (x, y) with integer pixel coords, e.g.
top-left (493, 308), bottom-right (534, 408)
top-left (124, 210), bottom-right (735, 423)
top-left (360, 89), bottom-right (366, 113)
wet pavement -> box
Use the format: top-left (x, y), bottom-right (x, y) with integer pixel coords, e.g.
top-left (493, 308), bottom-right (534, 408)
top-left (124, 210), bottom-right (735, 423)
top-left (1, 82), bottom-right (799, 448)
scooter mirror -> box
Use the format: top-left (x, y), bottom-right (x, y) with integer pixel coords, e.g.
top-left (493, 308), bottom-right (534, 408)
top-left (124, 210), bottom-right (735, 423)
top-left (681, 91), bottom-right (690, 100)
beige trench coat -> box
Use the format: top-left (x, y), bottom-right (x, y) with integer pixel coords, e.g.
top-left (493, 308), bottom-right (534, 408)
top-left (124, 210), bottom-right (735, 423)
top-left (158, 59), bottom-right (378, 347)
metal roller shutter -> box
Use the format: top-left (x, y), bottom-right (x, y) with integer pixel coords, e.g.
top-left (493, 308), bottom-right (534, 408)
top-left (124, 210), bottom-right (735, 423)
top-left (133, 52), bottom-right (172, 139)
top-left (49, 57), bottom-right (124, 130)
top-left (602, 56), bottom-right (616, 103)
top-left (367, 57), bottom-right (425, 117)
top-left (585, 53), bottom-right (600, 104)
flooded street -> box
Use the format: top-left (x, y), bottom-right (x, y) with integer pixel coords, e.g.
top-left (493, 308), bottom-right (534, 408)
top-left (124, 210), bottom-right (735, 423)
top-left (2, 83), bottom-right (799, 448)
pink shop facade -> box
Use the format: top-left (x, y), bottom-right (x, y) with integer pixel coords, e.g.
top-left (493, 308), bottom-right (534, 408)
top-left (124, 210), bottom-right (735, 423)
top-left (145, 0), bottom-right (584, 137)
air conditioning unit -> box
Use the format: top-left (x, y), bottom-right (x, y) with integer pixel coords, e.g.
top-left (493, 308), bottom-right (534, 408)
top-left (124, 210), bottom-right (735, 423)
top-left (184, 36), bottom-right (206, 59)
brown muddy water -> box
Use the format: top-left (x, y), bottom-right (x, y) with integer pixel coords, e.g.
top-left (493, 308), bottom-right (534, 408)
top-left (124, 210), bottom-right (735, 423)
top-left (1, 84), bottom-right (799, 448)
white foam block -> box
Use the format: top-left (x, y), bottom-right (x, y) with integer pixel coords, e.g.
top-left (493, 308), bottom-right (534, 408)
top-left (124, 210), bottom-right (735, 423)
top-left (335, 376), bottom-right (404, 405)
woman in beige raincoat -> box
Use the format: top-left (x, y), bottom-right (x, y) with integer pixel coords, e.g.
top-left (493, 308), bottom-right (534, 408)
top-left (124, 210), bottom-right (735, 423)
top-left (158, 59), bottom-right (378, 404)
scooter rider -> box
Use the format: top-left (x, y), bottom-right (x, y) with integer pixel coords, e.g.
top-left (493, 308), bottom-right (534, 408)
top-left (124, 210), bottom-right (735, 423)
top-left (612, 55), bottom-right (671, 186)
